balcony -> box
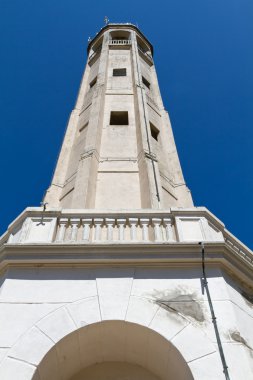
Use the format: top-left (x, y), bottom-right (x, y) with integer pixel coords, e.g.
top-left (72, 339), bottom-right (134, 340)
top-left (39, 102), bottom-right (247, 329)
top-left (1, 207), bottom-right (252, 281)
top-left (1, 208), bottom-right (227, 245)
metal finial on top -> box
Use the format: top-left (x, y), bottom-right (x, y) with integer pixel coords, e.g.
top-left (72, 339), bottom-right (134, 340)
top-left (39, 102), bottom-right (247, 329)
top-left (88, 36), bottom-right (91, 42)
top-left (104, 16), bottom-right (109, 25)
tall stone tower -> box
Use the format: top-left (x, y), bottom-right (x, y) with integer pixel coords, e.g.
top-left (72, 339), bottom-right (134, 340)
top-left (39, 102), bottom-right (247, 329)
top-left (0, 24), bottom-right (252, 380)
top-left (44, 24), bottom-right (193, 210)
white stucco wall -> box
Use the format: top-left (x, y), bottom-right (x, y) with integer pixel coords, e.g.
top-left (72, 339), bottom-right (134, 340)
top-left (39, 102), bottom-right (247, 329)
top-left (0, 265), bottom-right (252, 379)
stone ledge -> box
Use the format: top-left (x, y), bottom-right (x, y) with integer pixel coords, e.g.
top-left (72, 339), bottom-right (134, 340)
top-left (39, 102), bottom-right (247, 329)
top-left (0, 242), bottom-right (252, 287)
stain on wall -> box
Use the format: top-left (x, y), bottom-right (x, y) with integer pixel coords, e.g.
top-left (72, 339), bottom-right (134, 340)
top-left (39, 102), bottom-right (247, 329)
top-left (230, 330), bottom-right (253, 352)
top-left (150, 286), bottom-right (206, 323)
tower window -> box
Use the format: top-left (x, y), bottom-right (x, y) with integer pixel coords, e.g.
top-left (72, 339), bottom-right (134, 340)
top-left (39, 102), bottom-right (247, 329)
top-left (150, 122), bottom-right (159, 141)
top-left (110, 111), bottom-right (129, 125)
top-left (113, 68), bottom-right (127, 77)
top-left (90, 77), bottom-right (97, 88)
top-left (79, 122), bottom-right (88, 133)
top-left (142, 76), bottom-right (150, 89)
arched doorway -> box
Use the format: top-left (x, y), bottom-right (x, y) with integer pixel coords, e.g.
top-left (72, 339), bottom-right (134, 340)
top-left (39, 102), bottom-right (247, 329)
top-left (33, 320), bottom-right (193, 380)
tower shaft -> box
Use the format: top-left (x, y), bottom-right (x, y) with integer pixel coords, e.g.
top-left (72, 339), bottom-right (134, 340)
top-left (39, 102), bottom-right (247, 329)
top-left (45, 24), bottom-right (193, 210)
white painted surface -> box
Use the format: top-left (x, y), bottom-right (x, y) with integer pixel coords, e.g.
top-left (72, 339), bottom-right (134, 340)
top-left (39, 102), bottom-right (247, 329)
top-left (0, 266), bottom-right (252, 379)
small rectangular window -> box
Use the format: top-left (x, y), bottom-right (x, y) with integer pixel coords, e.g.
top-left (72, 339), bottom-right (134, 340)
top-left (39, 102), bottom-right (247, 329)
top-left (113, 68), bottom-right (127, 77)
top-left (110, 111), bottom-right (129, 125)
top-left (89, 77), bottom-right (97, 88)
top-left (79, 122), bottom-right (88, 132)
top-left (142, 76), bottom-right (150, 89)
top-left (150, 122), bottom-right (159, 141)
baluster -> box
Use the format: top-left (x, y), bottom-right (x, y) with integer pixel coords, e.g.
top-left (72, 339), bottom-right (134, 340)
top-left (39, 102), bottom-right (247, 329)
top-left (56, 218), bottom-right (68, 242)
top-left (152, 218), bottom-right (162, 242)
top-left (117, 219), bottom-right (126, 241)
top-left (163, 218), bottom-right (174, 242)
top-left (81, 218), bottom-right (92, 242)
top-left (105, 218), bottom-right (114, 241)
top-left (70, 218), bottom-right (79, 241)
top-left (140, 218), bottom-right (150, 242)
top-left (129, 218), bottom-right (138, 241)
top-left (94, 218), bottom-right (103, 241)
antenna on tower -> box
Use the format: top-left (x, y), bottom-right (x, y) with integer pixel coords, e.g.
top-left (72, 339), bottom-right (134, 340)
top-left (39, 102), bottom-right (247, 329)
top-left (104, 16), bottom-right (109, 25)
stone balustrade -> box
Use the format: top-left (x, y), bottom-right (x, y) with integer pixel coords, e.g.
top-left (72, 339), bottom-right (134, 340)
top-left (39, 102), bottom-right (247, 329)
top-left (54, 215), bottom-right (175, 243)
top-left (109, 39), bottom-right (132, 45)
top-left (1, 207), bottom-right (228, 246)
top-left (1, 207), bottom-right (253, 272)
top-left (224, 234), bottom-right (253, 267)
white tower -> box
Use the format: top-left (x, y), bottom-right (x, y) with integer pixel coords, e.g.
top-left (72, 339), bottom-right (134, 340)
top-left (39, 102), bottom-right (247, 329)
top-left (0, 24), bottom-right (252, 380)
top-left (44, 24), bottom-right (193, 210)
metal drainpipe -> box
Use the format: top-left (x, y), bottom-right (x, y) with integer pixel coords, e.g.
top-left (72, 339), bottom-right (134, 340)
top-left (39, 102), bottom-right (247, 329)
top-left (199, 242), bottom-right (230, 380)
top-left (133, 35), bottom-right (161, 208)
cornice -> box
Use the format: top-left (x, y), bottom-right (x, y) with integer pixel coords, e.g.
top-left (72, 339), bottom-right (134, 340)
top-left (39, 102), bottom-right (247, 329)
top-left (0, 242), bottom-right (252, 288)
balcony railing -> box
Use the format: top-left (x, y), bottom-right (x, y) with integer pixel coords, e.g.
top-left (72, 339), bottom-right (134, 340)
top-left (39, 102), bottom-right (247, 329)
top-left (55, 215), bottom-right (175, 243)
top-left (1, 208), bottom-right (253, 273)
top-left (109, 40), bottom-right (131, 45)
top-left (88, 46), bottom-right (102, 61)
top-left (137, 45), bottom-right (153, 63)
top-left (2, 208), bottom-right (226, 245)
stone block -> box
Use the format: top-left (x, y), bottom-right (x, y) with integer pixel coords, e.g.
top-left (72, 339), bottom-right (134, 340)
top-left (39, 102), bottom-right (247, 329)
top-left (10, 326), bottom-right (54, 365)
top-left (37, 307), bottom-right (76, 343)
top-left (171, 324), bottom-right (216, 362)
top-left (149, 306), bottom-right (189, 341)
top-left (126, 296), bottom-right (159, 326)
top-left (0, 303), bottom-right (58, 347)
top-left (66, 296), bottom-right (101, 327)
top-left (0, 357), bottom-right (36, 380)
top-left (96, 268), bottom-right (134, 319)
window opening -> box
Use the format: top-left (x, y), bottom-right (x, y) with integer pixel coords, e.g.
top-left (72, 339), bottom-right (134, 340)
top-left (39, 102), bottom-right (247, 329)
top-left (110, 111), bottom-right (129, 125)
top-left (142, 76), bottom-right (150, 89)
top-left (150, 122), bottom-right (159, 141)
top-left (113, 68), bottom-right (127, 77)
top-left (113, 36), bottom-right (128, 41)
top-left (79, 122), bottom-right (88, 133)
top-left (89, 77), bottom-right (97, 88)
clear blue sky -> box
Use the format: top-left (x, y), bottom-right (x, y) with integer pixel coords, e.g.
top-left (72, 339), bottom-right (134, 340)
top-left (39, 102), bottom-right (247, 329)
top-left (0, 1), bottom-right (253, 248)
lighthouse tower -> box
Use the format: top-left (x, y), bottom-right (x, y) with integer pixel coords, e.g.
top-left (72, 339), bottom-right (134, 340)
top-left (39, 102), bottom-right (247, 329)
top-left (0, 24), bottom-right (252, 380)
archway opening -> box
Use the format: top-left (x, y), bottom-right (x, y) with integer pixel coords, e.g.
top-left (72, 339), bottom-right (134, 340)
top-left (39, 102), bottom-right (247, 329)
top-left (33, 320), bottom-right (193, 380)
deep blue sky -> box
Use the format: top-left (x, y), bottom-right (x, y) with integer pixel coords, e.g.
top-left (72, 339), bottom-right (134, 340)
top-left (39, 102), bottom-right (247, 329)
top-left (1, 1), bottom-right (253, 248)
